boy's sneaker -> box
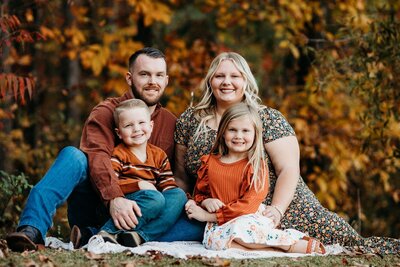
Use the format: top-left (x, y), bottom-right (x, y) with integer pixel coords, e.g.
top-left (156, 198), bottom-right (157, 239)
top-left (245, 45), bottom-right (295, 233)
top-left (98, 230), bottom-right (118, 244)
top-left (117, 231), bottom-right (143, 247)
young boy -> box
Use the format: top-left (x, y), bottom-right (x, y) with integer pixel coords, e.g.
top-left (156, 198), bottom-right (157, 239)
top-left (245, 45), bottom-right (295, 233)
top-left (98, 99), bottom-right (186, 247)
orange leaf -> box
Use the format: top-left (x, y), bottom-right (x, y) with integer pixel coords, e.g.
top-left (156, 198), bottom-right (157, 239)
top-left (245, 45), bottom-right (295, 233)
top-left (9, 15), bottom-right (21, 30)
top-left (25, 77), bottom-right (33, 99)
top-left (19, 77), bottom-right (25, 105)
top-left (0, 74), bottom-right (6, 98)
top-left (0, 20), bottom-right (6, 33)
top-left (12, 74), bottom-right (18, 102)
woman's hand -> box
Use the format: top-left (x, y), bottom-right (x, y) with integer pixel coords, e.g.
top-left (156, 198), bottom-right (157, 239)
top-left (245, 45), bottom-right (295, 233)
top-left (262, 205), bottom-right (283, 228)
top-left (201, 198), bottom-right (225, 213)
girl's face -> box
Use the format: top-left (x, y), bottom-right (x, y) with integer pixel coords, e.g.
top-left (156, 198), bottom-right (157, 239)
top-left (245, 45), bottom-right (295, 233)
top-left (210, 60), bottom-right (245, 106)
top-left (116, 107), bottom-right (153, 148)
top-left (223, 115), bottom-right (255, 157)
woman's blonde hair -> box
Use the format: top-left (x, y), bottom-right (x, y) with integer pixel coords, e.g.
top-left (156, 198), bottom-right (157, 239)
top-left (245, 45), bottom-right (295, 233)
top-left (193, 52), bottom-right (263, 141)
top-left (211, 103), bottom-right (268, 192)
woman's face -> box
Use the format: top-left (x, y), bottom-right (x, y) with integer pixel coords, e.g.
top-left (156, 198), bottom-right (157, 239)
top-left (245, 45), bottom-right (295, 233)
top-left (210, 60), bottom-right (245, 106)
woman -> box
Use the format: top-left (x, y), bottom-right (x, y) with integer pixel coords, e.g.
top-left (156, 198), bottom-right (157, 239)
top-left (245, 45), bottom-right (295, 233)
top-left (173, 51), bottom-right (399, 254)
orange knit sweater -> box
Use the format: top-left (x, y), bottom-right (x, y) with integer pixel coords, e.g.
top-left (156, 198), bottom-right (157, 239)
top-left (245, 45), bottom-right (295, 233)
top-left (111, 143), bottom-right (178, 194)
top-left (194, 154), bottom-right (269, 225)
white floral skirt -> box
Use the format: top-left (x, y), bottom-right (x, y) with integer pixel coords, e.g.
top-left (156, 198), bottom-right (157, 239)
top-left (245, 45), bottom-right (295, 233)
top-left (203, 211), bottom-right (306, 250)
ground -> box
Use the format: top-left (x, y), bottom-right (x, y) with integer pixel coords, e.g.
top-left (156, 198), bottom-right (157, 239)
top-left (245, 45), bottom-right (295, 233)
top-left (0, 240), bottom-right (399, 267)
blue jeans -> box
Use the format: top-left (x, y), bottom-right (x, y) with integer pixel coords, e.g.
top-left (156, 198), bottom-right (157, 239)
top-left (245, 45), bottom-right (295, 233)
top-left (101, 188), bottom-right (187, 242)
top-left (18, 145), bottom-right (202, 242)
top-left (18, 146), bottom-right (105, 240)
top-left (155, 211), bottom-right (206, 242)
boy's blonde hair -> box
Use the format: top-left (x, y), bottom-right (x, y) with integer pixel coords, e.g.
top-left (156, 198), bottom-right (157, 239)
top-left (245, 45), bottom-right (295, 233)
top-left (114, 99), bottom-right (150, 126)
top-left (211, 103), bottom-right (268, 192)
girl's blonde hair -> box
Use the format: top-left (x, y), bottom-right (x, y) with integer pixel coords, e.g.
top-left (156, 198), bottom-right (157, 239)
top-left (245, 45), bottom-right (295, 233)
top-left (211, 103), bottom-right (268, 192)
top-left (193, 52), bottom-right (263, 140)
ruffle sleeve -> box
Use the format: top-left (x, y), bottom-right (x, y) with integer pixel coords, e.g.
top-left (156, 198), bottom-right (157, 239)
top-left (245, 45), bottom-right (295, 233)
top-left (193, 154), bottom-right (212, 204)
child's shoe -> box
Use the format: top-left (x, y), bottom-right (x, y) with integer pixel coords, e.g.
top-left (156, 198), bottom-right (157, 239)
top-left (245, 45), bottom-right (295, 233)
top-left (117, 231), bottom-right (143, 247)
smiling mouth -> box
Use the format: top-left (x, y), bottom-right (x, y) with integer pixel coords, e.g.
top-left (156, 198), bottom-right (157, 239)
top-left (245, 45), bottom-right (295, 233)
top-left (220, 89), bottom-right (235, 93)
top-left (145, 86), bottom-right (159, 91)
top-left (232, 141), bottom-right (245, 145)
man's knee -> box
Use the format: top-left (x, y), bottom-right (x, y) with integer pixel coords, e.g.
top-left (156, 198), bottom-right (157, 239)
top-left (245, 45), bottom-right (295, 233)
top-left (59, 146), bottom-right (87, 168)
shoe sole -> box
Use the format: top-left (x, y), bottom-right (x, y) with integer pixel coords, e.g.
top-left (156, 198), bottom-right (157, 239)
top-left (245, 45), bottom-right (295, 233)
top-left (117, 232), bottom-right (140, 247)
top-left (6, 233), bottom-right (37, 252)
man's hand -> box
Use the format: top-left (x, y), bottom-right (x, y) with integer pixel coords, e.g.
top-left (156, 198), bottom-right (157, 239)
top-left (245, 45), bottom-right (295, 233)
top-left (109, 197), bottom-right (142, 230)
top-left (201, 198), bottom-right (225, 213)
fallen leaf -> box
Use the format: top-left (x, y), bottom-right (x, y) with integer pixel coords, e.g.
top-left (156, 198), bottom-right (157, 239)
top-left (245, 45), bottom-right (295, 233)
top-left (38, 255), bottom-right (49, 262)
top-left (146, 250), bottom-right (166, 260)
top-left (122, 260), bottom-right (137, 267)
top-left (172, 259), bottom-right (181, 265)
top-left (85, 251), bottom-right (104, 260)
top-left (21, 250), bottom-right (32, 257)
top-left (23, 259), bottom-right (39, 267)
top-left (202, 256), bottom-right (231, 266)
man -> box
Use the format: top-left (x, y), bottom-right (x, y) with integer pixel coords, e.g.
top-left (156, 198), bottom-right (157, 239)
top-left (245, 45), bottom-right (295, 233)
top-left (6, 47), bottom-right (178, 251)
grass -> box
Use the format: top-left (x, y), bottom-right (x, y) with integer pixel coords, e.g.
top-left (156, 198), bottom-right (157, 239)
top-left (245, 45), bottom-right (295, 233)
top-left (1, 242), bottom-right (399, 267)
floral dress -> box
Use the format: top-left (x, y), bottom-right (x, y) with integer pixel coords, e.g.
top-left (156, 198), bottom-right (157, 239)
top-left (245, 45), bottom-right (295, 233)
top-left (175, 106), bottom-right (400, 254)
top-left (204, 205), bottom-right (306, 250)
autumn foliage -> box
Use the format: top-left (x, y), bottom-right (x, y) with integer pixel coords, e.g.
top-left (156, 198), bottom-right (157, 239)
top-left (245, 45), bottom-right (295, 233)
top-left (0, 0), bottom-right (399, 238)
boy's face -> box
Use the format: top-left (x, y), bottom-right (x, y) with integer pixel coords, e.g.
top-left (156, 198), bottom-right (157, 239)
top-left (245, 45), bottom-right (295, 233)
top-left (116, 107), bottom-right (153, 147)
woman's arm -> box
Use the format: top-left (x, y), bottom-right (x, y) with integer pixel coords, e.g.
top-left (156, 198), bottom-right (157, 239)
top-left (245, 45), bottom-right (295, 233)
top-left (264, 135), bottom-right (300, 225)
top-left (174, 144), bottom-right (192, 193)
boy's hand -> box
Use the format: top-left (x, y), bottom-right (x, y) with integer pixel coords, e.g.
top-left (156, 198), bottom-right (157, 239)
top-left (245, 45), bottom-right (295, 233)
top-left (109, 197), bottom-right (142, 230)
top-left (201, 198), bottom-right (225, 213)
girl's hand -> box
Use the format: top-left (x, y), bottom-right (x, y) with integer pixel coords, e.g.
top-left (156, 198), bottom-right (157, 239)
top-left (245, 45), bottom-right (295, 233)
top-left (185, 200), bottom-right (209, 222)
top-left (262, 205), bottom-right (283, 228)
top-left (201, 198), bottom-right (225, 213)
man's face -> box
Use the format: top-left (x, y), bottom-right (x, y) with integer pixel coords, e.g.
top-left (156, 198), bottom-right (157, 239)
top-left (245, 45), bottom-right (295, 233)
top-left (126, 54), bottom-right (169, 107)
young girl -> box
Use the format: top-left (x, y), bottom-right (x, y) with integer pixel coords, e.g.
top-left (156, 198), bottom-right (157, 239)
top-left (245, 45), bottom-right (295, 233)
top-left (185, 103), bottom-right (326, 254)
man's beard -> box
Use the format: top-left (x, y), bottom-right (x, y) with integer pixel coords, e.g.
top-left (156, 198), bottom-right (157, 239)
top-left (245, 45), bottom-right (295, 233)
top-left (130, 85), bottom-right (161, 107)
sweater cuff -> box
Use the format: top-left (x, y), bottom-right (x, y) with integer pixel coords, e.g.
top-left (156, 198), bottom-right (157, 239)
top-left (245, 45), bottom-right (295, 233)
top-left (216, 210), bottom-right (225, 225)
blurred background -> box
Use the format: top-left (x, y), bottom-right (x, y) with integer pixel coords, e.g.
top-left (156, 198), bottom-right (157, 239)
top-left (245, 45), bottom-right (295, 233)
top-left (0, 0), bottom-right (399, 240)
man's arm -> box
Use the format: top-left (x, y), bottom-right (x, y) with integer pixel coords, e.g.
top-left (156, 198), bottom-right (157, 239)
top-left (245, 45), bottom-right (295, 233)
top-left (80, 102), bottom-right (124, 202)
top-left (80, 99), bottom-right (141, 230)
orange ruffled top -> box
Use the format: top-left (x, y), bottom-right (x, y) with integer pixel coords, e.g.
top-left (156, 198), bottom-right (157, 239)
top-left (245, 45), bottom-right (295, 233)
top-left (193, 154), bottom-right (269, 225)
